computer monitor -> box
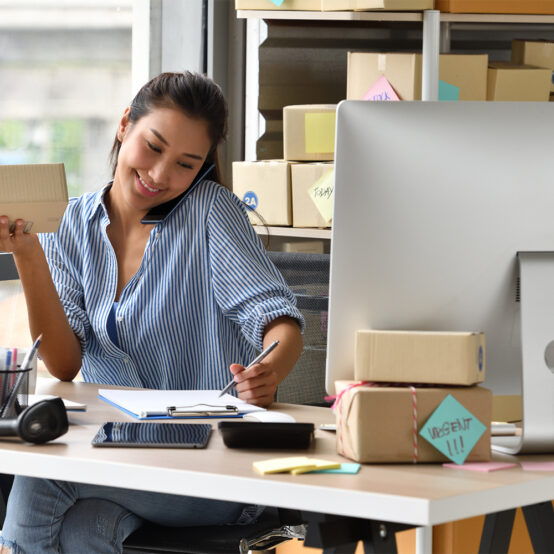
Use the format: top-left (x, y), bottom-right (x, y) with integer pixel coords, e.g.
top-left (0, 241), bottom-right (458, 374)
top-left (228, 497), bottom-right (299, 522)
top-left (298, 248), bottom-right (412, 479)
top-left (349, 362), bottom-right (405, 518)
top-left (326, 100), bottom-right (554, 454)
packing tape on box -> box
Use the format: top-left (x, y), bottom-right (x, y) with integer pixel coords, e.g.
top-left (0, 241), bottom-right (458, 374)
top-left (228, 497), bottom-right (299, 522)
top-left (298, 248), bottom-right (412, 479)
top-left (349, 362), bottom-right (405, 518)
top-left (333, 381), bottom-right (419, 463)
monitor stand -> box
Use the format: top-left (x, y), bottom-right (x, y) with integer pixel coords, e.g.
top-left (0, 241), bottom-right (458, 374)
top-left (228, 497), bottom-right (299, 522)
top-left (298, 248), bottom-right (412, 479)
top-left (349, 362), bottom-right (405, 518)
top-left (492, 252), bottom-right (554, 454)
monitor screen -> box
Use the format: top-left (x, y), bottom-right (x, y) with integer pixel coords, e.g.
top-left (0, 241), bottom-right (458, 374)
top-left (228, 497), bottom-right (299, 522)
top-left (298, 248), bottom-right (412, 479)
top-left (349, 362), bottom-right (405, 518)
top-left (326, 101), bottom-right (554, 453)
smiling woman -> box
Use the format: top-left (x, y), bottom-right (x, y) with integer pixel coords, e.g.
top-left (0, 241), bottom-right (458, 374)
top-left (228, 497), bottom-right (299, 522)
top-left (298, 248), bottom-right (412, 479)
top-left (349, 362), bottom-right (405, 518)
top-left (0, 71), bottom-right (304, 554)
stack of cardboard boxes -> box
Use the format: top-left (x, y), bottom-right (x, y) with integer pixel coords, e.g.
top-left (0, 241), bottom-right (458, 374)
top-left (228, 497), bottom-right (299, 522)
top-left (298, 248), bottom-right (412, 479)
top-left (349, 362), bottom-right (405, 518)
top-left (232, 104), bottom-right (336, 231)
top-left (347, 49), bottom-right (552, 102)
top-left (334, 330), bottom-right (492, 464)
top-left (232, 41), bottom-right (553, 234)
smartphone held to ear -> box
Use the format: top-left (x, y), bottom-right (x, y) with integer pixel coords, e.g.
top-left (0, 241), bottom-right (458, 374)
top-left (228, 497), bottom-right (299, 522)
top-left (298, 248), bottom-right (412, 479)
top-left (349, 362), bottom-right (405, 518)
top-left (141, 162), bottom-right (215, 224)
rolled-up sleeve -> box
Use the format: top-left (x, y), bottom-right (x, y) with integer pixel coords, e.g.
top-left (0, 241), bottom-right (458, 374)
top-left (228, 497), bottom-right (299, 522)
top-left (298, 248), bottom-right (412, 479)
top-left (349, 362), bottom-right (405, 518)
top-left (38, 225), bottom-right (90, 353)
top-left (207, 189), bottom-right (304, 350)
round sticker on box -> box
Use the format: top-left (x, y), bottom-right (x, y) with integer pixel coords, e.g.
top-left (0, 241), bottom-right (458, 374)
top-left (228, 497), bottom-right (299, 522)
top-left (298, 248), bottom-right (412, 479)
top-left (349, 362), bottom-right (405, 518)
top-left (242, 191), bottom-right (258, 211)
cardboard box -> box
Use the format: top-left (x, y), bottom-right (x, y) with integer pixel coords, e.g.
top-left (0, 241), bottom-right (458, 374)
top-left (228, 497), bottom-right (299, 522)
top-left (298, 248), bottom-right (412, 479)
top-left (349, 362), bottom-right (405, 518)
top-left (334, 380), bottom-right (492, 463)
top-left (436, 0), bottom-right (554, 14)
top-left (347, 52), bottom-right (488, 101)
top-left (282, 240), bottom-right (326, 253)
top-left (347, 52), bottom-right (422, 101)
top-left (487, 62), bottom-right (552, 101)
top-left (512, 39), bottom-right (554, 92)
top-left (354, 330), bottom-right (486, 386)
top-left (232, 160), bottom-right (294, 226)
top-left (0, 163), bottom-right (68, 233)
top-left (291, 162), bottom-right (333, 228)
top-left (439, 54), bottom-right (488, 100)
top-left (283, 105), bottom-right (337, 162)
top-left (236, 0), bottom-right (433, 11)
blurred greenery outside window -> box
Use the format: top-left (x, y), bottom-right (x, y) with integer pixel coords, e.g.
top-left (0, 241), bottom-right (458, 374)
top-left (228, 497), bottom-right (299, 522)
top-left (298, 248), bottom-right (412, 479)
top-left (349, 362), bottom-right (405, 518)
top-left (0, 119), bottom-right (84, 197)
top-left (0, 1), bottom-right (132, 378)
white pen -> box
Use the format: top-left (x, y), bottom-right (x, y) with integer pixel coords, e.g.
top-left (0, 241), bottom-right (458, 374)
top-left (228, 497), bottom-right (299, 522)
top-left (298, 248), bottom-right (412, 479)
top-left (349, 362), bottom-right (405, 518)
top-left (20, 333), bottom-right (43, 370)
top-left (218, 340), bottom-right (280, 398)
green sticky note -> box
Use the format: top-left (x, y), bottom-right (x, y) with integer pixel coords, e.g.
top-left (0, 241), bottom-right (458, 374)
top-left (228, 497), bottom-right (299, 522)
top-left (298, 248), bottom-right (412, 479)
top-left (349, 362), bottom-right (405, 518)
top-left (308, 169), bottom-right (334, 223)
top-left (311, 463), bottom-right (361, 474)
top-left (269, 0), bottom-right (284, 5)
top-left (419, 394), bottom-right (487, 465)
top-left (439, 80), bottom-right (460, 101)
top-left (305, 112), bottom-right (335, 154)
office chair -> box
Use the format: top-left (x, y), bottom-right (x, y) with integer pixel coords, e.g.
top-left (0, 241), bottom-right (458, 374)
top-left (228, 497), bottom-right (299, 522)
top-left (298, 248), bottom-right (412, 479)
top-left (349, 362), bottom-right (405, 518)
top-left (122, 251), bottom-right (331, 553)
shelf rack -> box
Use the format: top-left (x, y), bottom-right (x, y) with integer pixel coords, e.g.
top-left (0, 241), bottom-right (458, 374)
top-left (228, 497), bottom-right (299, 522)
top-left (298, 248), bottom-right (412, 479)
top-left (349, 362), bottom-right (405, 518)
top-left (237, 9), bottom-right (554, 242)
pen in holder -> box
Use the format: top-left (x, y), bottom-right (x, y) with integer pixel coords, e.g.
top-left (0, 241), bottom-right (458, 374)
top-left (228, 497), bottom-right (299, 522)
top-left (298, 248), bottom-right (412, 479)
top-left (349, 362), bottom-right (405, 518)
top-left (0, 366), bottom-right (31, 419)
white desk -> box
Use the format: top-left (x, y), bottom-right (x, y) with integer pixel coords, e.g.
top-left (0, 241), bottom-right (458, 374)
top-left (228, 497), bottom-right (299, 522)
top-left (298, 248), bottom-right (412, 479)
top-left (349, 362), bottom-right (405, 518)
top-left (1, 379), bottom-right (554, 551)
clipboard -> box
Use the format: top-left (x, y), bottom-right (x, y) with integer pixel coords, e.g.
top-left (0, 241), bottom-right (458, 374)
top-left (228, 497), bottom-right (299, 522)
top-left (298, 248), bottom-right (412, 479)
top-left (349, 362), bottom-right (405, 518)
top-left (166, 404), bottom-right (239, 418)
top-left (98, 389), bottom-right (265, 420)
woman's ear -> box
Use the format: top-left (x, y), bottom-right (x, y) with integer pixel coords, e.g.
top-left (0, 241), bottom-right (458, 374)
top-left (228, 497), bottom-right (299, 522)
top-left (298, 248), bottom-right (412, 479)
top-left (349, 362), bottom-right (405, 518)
top-left (117, 107), bottom-right (132, 142)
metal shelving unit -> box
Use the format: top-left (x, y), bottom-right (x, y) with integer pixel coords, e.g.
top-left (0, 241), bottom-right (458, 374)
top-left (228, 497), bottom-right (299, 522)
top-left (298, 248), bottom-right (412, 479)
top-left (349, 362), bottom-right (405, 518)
top-left (236, 8), bottom-right (554, 241)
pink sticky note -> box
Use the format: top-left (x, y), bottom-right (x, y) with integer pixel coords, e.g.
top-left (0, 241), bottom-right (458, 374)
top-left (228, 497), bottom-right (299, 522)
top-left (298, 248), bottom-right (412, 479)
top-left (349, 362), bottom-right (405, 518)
top-left (520, 461), bottom-right (554, 471)
top-left (362, 75), bottom-right (400, 102)
top-left (443, 462), bottom-right (518, 472)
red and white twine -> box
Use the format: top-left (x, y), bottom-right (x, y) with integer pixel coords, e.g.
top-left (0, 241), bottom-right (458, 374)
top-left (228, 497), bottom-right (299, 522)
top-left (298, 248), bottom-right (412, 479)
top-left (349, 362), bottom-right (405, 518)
top-left (332, 381), bottom-right (419, 463)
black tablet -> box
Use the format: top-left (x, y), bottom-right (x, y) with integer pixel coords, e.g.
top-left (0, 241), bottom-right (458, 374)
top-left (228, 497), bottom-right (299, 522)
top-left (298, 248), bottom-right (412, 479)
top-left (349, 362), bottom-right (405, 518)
top-left (91, 422), bottom-right (212, 448)
top-left (218, 421), bottom-right (314, 449)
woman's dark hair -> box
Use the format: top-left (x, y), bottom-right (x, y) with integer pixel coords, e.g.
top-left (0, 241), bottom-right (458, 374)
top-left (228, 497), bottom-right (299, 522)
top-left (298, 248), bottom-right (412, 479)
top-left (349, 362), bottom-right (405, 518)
top-left (110, 71), bottom-right (228, 184)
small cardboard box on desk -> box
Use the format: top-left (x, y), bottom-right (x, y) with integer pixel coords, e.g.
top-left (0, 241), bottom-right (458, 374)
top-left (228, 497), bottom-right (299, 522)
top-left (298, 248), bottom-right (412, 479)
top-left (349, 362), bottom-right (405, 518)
top-left (334, 329), bottom-right (491, 464)
top-left (334, 380), bottom-right (492, 464)
top-left (355, 330), bottom-right (486, 386)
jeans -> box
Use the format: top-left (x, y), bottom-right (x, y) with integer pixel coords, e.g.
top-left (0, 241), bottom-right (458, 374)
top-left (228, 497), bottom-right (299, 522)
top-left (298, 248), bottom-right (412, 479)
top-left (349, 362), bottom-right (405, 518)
top-left (0, 476), bottom-right (260, 554)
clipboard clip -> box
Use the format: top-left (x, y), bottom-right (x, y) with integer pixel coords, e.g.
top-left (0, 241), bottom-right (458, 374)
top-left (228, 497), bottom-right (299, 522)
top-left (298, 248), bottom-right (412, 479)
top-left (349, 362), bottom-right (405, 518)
top-left (166, 404), bottom-right (239, 418)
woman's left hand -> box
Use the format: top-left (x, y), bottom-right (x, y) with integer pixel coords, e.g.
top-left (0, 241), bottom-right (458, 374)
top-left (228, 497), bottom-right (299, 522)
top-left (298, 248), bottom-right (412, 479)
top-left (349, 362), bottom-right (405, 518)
top-left (229, 362), bottom-right (278, 408)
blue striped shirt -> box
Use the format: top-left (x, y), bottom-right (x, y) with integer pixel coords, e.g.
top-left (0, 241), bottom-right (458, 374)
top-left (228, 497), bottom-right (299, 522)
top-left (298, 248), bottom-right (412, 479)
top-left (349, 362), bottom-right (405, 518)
top-left (38, 180), bottom-right (304, 391)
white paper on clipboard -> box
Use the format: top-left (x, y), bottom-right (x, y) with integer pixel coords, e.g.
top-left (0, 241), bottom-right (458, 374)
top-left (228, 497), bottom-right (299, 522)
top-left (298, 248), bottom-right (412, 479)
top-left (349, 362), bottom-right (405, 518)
top-left (98, 389), bottom-right (266, 419)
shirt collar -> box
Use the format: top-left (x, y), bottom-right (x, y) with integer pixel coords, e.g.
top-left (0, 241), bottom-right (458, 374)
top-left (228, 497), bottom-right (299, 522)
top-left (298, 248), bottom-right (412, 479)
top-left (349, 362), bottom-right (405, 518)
top-left (87, 182), bottom-right (112, 222)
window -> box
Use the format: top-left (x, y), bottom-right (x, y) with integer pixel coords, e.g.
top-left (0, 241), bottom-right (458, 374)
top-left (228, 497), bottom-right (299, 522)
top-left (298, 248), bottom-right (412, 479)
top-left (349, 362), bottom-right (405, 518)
top-left (0, 1), bottom-right (132, 372)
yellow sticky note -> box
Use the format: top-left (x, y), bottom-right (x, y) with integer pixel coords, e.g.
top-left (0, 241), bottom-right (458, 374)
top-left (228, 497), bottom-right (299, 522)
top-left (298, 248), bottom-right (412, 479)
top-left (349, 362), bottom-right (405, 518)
top-left (308, 169), bottom-right (334, 223)
top-left (290, 459), bottom-right (341, 475)
top-left (253, 456), bottom-right (315, 475)
top-left (305, 112), bottom-right (335, 154)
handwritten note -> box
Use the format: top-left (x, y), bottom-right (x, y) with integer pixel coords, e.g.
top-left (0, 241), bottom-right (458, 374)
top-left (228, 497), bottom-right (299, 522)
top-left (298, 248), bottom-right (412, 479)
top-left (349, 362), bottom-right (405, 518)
top-left (305, 112), bottom-right (335, 154)
top-left (308, 169), bottom-right (334, 223)
top-left (363, 75), bottom-right (400, 102)
top-left (419, 394), bottom-right (487, 465)
top-left (439, 80), bottom-right (460, 101)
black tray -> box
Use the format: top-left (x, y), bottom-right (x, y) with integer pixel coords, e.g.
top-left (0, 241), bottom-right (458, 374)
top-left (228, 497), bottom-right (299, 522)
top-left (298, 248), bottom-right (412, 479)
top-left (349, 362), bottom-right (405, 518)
top-left (218, 421), bottom-right (314, 449)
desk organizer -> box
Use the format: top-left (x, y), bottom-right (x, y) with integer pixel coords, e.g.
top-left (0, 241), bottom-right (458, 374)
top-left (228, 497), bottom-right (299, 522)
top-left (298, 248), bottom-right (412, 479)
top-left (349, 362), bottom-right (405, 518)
top-left (0, 366), bottom-right (31, 419)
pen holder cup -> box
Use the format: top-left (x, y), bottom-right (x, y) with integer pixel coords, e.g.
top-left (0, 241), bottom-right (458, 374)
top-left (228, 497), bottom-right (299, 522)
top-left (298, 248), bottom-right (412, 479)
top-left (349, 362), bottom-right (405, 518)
top-left (0, 347), bottom-right (38, 394)
top-left (0, 367), bottom-right (31, 419)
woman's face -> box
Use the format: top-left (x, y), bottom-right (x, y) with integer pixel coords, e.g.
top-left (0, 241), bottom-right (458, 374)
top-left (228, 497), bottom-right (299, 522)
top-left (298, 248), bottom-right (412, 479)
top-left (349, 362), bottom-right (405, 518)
top-left (112, 105), bottom-right (212, 215)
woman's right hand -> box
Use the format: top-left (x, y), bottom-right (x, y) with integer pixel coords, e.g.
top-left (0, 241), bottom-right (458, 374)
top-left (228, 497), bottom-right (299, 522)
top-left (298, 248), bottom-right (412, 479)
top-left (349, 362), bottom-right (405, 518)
top-left (0, 217), bottom-right (41, 259)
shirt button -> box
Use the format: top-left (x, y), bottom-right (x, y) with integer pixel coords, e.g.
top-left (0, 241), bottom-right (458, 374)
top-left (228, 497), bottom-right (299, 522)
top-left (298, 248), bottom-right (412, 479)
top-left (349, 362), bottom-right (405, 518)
top-left (117, 316), bottom-right (123, 322)
top-left (123, 356), bottom-right (130, 363)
